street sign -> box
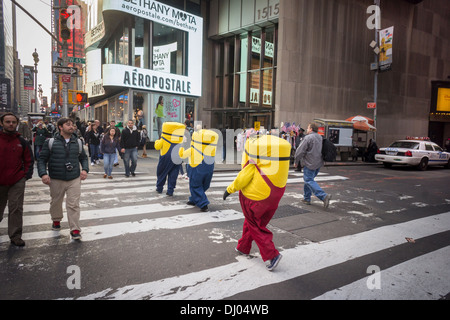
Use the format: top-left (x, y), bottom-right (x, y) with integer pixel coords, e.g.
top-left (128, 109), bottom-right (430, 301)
top-left (61, 75), bottom-right (71, 83)
top-left (52, 66), bottom-right (78, 75)
top-left (367, 102), bottom-right (377, 109)
top-left (68, 57), bottom-right (86, 64)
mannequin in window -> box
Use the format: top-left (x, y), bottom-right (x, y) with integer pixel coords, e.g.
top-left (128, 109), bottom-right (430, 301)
top-left (155, 96), bottom-right (164, 138)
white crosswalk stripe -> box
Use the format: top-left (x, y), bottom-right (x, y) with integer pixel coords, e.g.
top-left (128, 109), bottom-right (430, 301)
top-left (3, 169), bottom-right (449, 300)
top-left (65, 212), bottom-right (450, 300)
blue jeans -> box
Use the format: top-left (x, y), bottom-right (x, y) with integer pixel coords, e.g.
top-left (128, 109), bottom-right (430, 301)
top-left (123, 148), bottom-right (138, 176)
top-left (89, 144), bottom-right (100, 163)
top-left (303, 167), bottom-right (327, 201)
top-left (103, 153), bottom-right (115, 176)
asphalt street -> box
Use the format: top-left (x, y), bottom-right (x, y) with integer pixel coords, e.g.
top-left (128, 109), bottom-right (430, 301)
top-left (1, 148), bottom-right (449, 306)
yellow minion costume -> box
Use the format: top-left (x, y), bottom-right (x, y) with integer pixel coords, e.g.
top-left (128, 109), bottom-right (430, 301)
top-left (179, 129), bottom-right (219, 211)
top-left (224, 135), bottom-right (291, 270)
top-left (155, 122), bottom-right (185, 196)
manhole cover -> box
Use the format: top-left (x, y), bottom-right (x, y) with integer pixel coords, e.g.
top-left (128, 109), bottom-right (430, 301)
top-left (274, 205), bottom-right (310, 219)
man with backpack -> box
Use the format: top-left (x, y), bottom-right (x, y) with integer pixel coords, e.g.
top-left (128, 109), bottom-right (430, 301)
top-left (37, 118), bottom-right (89, 240)
top-left (294, 122), bottom-right (332, 208)
top-left (0, 113), bottom-right (34, 247)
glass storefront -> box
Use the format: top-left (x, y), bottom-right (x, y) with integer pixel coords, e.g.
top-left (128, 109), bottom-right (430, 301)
top-left (83, 0), bottom-right (202, 140)
top-left (213, 26), bottom-right (278, 129)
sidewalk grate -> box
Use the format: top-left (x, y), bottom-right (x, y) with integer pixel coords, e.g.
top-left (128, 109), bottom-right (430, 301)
top-left (274, 205), bottom-right (310, 219)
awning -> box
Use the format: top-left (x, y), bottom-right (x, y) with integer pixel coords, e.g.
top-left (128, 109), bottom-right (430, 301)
top-left (353, 120), bottom-right (376, 132)
top-left (345, 115), bottom-right (375, 125)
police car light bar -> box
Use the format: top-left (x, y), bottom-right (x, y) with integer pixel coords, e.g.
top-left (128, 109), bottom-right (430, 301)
top-left (406, 136), bottom-right (430, 141)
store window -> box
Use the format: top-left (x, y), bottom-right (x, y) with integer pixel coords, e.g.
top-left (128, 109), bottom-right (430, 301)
top-left (150, 94), bottom-right (185, 141)
top-left (104, 22), bottom-right (129, 65)
top-left (153, 22), bottom-right (188, 76)
top-left (215, 27), bottom-right (277, 110)
top-left (239, 33), bottom-right (248, 104)
top-left (133, 91), bottom-right (147, 130)
top-left (108, 93), bottom-right (128, 128)
top-left (134, 17), bottom-right (149, 68)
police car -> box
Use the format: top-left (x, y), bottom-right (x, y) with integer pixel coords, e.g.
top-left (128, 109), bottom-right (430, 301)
top-left (375, 137), bottom-right (450, 170)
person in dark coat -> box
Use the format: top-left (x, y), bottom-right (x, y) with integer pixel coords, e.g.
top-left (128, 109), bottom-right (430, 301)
top-left (38, 118), bottom-right (89, 240)
top-left (32, 121), bottom-right (51, 160)
top-left (0, 113), bottom-right (34, 247)
top-left (120, 120), bottom-right (140, 177)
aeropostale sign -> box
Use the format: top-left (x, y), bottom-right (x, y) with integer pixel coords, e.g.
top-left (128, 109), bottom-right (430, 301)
top-left (103, 65), bottom-right (200, 96)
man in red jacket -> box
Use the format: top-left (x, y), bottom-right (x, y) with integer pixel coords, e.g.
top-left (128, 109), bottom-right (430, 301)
top-left (0, 113), bottom-right (34, 247)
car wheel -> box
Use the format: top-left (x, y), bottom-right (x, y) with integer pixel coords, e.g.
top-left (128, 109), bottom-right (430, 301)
top-left (383, 162), bottom-right (392, 168)
top-left (417, 158), bottom-right (428, 171)
top-left (445, 159), bottom-right (450, 169)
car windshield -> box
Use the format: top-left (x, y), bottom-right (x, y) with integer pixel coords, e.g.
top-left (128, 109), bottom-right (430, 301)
top-left (389, 141), bottom-right (420, 149)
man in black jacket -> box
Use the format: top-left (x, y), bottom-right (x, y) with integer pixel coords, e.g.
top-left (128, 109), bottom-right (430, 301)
top-left (38, 118), bottom-right (89, 240)
top-left (120, 120), bottom-right (140, 177)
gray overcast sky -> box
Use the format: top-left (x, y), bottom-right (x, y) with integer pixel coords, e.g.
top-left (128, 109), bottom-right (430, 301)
top-left (15, 0), bottom-right (53, 102)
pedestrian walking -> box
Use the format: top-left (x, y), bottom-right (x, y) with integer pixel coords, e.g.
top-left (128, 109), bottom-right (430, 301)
top-left (107, 120), bottom-right (121, 167)
top-left (100, 127), bottom-right (121, 179)
top-left (37, 118), bottom-right (89, 240)
top-left (294, 122), bottom-right (332, 208)
top-left (223, 135), bottom-right (291, 271)
top-left (17, 120), bottom-right (32, 143)
top-left (0, 113), bottom-right (34, 247)
top-left (32, 121), bottom-right (51, 160)
top-left (85, 122), bottom-right (101, 166)
top-left (120, 120), bottom-right (140, 177)
top-left (141, 125), bottom-right (148, 158)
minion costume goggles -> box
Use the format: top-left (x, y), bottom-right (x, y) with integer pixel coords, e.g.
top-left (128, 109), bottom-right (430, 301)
top-left (180, 129), bottom-right (219, 210)
top-left (155, 122), bottom-right (186, 196)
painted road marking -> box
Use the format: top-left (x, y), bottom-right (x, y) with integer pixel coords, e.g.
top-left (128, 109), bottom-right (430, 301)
top-left (313, 246), bottom-right (450, 300)
top-left (62, 212), bottom-right (450, 300)
top-left (0, 209), bottom-right (243, 248)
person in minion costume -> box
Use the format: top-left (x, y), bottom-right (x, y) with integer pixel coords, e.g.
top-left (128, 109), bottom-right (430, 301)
top-left (155, 122), bottom-right (186, 196)
top-left (179, 129), bottom-right (219, 212)
top-left (223, 134), bottom-right (291, 271)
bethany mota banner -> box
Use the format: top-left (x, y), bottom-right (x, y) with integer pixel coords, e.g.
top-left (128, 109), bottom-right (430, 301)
top-left (102, 0), bottom-right (203, 97)
top-left (104, 0), bottom-right (201, 33)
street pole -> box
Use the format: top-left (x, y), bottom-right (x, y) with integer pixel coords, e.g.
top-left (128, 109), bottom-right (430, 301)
top-left (374, 0), bottom-right (380, 141)
top-left (32, 49), bottom-right (39, 113)
top-left (62, 41), bottom-right (69, 117)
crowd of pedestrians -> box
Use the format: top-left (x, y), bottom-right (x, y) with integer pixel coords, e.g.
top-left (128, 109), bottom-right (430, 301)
top-left (0, 113), bottom-right (149, 245)
top-left (1, 110), bottom-right (330, 273)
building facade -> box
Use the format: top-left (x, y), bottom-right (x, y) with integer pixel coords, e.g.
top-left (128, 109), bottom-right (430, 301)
top-left (81, 0), bottom-right (450, 147)
top-left (0, 0), bottom-right (14, 113)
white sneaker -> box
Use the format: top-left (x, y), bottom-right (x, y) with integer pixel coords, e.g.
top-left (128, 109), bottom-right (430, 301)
top-left (91, 162), bottom-right (95, 166)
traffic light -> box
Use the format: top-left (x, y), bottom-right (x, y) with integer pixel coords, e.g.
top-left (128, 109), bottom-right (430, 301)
top-left (60, 9), bottom-right (71, 40)
top-left (76, 93), bottom-right (88, 103)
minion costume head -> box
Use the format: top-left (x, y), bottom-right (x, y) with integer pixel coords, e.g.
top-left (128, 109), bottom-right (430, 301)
top-left (180, 129), bottom-right (219, 168)
top-left (154, 122), bottom-right (186, 196)
top-left (154, 122), bottom-right (185, 155)
top-left (227, 135), bottom-right (291, 201)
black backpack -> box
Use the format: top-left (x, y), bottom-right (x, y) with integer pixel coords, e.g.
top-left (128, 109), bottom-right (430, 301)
top-left (322, 138), bottom-right (337, 162)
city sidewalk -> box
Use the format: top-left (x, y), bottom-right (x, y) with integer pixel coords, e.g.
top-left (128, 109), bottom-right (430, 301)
top-left (87, 147), bottom-right (378, 176)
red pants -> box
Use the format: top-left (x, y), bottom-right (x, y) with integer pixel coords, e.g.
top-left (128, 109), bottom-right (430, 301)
top-left (236, 164), bottom-right (286, 262)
